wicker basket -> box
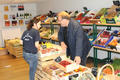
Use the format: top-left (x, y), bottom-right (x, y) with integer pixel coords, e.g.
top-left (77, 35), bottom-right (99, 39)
top-left (97, 64), bottom-right (115, 80)
top-left (79, 71), bottom-right (96, 80)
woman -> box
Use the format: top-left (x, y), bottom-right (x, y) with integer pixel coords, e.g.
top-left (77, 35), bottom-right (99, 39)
top-left (21, 17), bottom-right (41, 80)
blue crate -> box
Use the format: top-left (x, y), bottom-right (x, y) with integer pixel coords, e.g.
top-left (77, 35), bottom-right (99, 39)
top-left (93, 29), bottom-right (114, 48)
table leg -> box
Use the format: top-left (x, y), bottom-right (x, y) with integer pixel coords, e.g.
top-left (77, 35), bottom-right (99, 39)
top-left (93, 24), bottom-right (97, 40)
top-left (94, 47), bottom-right (98, 67)
top-left (107, 51), bottom-right (111, 63)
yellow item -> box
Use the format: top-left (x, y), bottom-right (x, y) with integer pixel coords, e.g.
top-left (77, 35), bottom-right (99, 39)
top-left (0, 48), bottom-right (6, 50)
top-left (4, 6), bottom-right (9, 11)
top-left (46, 42), bottom-right (52, 48)
top-left (99, 75), bottom-right (103, 80)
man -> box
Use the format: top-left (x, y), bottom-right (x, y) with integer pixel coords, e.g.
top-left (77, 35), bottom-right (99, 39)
top-left (58, 11), bottom-right (91, 66)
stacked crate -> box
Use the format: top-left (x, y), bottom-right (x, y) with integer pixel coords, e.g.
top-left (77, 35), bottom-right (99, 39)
top-left (35, 46), bottom-right (64, 80)
top-left (35, 58), bottom-right (53, 80)
top-left (5, 39), bottom-right (23, 58)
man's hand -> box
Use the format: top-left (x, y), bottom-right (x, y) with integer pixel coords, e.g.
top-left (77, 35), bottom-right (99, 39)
top-left (38, 47), bottom-right (43, 51)
top-left (74, 56), bottom-right (81, 64)
top-left (61, 42), bottom-right (67, 53)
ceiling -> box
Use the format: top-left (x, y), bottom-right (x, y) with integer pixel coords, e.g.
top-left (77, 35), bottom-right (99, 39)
top-left (0, 0), bottom-right (45, 4)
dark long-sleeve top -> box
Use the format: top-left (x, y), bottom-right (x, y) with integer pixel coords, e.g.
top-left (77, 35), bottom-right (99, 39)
top-left (58, 19), bottom-right (91, 60)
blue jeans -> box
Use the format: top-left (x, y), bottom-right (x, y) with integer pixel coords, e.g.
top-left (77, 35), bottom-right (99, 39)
top-left (23, 51), bottom-right (38, 80)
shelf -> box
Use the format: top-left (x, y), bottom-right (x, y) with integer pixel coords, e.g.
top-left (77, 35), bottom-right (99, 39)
top-left (94, 46), bottom-right (120, 54)
top-left (82, 23), bottom-right (120, 67)
top-left (80, 23), bottom-right (93, 26)
top-left (96, 23), bottom-right (120, 27)
top-left (81, 23), bottom-right (120, 27)
top-left (41, 22), bottom-right (60, 25)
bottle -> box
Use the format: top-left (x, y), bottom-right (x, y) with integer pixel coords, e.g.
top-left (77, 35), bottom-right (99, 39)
top-left (22, 5), bottom-right (24, 10)
top-left (19, 5), bottom-right (22, 11)
top-left (29, 13), bottom-right (32, 19)
top-left (18, 5), bottom-right (20, 11)
top-left (21, 14), bottom-right (24, 19)
top-left (24, 13), bottom-right (26, 19)
top-left (16, 13), bottom-right (19, 17)
top-left (16, 13), bottom-right (19, 20)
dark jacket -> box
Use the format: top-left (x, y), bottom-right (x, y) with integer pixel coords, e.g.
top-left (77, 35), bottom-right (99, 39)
top-left (58, 19), bottom-right (91, 60)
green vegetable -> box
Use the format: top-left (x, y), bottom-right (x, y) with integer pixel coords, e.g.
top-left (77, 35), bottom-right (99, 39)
top-left (111, 58), bottom-right (120, 70)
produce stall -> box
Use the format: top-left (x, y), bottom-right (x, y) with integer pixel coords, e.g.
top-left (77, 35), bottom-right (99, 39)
top-left (34, 42), bottom-right (120, 80)
top-left (35, 56), bottom-right (93, 80)
top-left (35, 59), bottom-right (120, 80)
top-left (35, 43), bottom-right (94, 80)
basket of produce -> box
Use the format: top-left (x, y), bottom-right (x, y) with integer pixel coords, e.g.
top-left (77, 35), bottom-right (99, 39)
top-left (97, 64), bottom-right (115, 80)
top-left (79, 71), bottom-right (96, 80)
top-left (93, 8), bottom-right (107, 19)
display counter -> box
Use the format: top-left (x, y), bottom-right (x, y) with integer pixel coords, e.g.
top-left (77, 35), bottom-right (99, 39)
top-left (35, 43), bottom-right (120, 80)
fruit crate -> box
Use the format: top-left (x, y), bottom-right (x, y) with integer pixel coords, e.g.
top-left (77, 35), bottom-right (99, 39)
top-left (7, 45), bottom-right (23, 57)
top-left (54, 56), bottom-right (81, 73)
top-left (38, 44), bottom-right (64, 61)
top-left (93, 29), bottom-right (114, 48)
top-left (35, 68), bottom-right (52, 80)
top-left (93, 8), bottom-right (107, 19)
top-left (107, 36), bottom-right (120, 50)
top-left (5, 39), bottom-right (23, 57)
top-left (36, 58), bottom-right (56, 80)
top-left (54, 63), bottom-right (91, 80)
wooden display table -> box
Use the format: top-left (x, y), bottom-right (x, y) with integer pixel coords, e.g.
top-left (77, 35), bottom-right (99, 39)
top-left (35, 55), bottom-right (92, 80)
top-left (94, 46), bottom-right (120, 54)
top-left (93, 46), bottom-right (120, 67)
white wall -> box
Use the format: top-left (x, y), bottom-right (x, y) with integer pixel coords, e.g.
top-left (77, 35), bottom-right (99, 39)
top-left (0, 3), bottom-right (37, 47)
top-left (36, 0), bottom-right (113, 14)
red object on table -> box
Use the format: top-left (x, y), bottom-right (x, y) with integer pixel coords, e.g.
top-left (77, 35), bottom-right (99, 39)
top-left (59, 60), bottom-right (71, 67)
